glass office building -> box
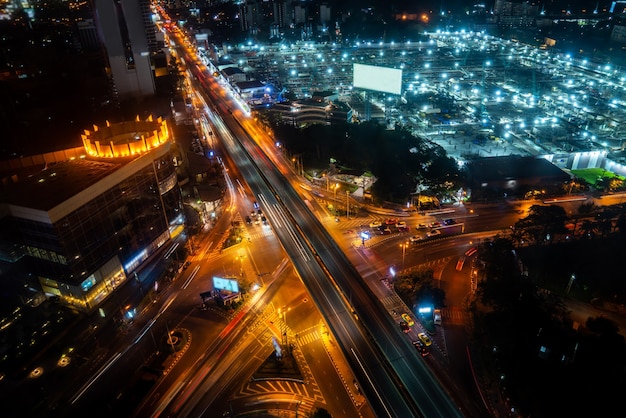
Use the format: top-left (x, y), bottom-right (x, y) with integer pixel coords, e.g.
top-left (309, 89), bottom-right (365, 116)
top-left (0, 116), bottom-right (184, 313)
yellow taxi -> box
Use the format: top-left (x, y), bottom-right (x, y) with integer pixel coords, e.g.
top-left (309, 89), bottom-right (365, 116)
top-left (401, 313), bottom-right (414, 327)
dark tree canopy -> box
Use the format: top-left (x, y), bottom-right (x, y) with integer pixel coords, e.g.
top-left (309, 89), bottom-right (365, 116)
top-left (473, 236), bottom-right (626, 417)
top-left (268, 118), bottom-right (461, 204)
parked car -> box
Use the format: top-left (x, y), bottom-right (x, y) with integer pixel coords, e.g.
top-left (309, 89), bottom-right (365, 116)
top-left (401, 313), bottom-right (415, 327)
top-left (426, 229), bottom-right (441, 238)
top-left (418, 332), bottom-right (433, 346)
top-left (434, 309), bottom-right (442, 325)
top-left (369, 220), bottom-right (382, 228)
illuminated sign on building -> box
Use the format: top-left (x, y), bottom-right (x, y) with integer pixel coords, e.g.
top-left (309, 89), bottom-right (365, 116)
top-left (212, 276), bottom-right (240, 292)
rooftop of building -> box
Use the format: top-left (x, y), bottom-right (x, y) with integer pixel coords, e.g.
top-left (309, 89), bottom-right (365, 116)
top-left (222, 66), bottom-right (245, 76)
top-left (0, 152), bottom-right (122, 212)
top-left (236, 79), bottom-right (266, 90)
top-left (0, 116), bottom-right (170, 213)
top-left (466, 155), bottom-right (572, 182)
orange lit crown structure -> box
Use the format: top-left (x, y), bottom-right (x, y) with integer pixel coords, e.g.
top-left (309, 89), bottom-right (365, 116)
top-left (81, 115), bottom-right (169, 158)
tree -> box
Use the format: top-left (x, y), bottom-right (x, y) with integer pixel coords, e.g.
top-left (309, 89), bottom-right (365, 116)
top-left (572, 201), bottom-right (597, 232)
top-left (593, 207), bottom-right (619, 237)
top-left (514, 204), bottom-right (569, 245)
top-left (616, 213), bottom-right (626, 236)
top-left (393, 267), bottom-right (445, 309)
top-left (579, 219), bottom-right (596, 238)
top-left (311, 407), bottom-right (332, 418)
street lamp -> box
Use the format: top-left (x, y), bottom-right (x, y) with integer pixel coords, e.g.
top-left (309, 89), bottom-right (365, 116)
top-left (400, 241), bottom-right (409, 267)
top-left (278, 306), bottom-right (291, 349)
top-left (235, 251), bottom-right (246, 277)
top-left (346, 190), bottom-right (350, 219)
top-left (334, 183), bottom-right (339, 199)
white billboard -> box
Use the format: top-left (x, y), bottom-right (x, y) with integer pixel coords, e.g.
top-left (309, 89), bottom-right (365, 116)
top-left (212, 276), bottom-right (239, 292)
top-left (353, 63), bottom-right (402, 95)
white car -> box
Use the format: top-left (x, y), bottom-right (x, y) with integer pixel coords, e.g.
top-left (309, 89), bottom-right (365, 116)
top-left (395, 221), bottom-right (407, 229)
top-left (426, 229), bottom-right (441, 238)
top-left (409, 235), bottom-right (423, 243)
top-left (369, 221), bottom-right (382, 228)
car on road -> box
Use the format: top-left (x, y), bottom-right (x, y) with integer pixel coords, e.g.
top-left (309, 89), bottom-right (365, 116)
top-left (395, 221), bottom-right (407, 229)
top-left (428, 221), bottom-right (441, 228)
top-left (409, 235), bottom-right (423, 243)
top-left (412, 340), bottom-right (430, 357)
top-left (434, 309), bottom-right (442, 325)
top-left (443, 218), bottom-right (456, 225)
top-left (369, 220), bottom-right (382, 228)
top-left (416, 223), bottom-right (428, 230)
top-left (385, 218), bottom-right (398, 225)
top-left (401, 313), bottom-right (415, 326)
top-left (426, 229), bottom-right (441, 238)
top-left (417, 332), bottom-right (433, 347)
top-left (379, 227), bottom-right (392, 235)
top-left (183, 261), bottom-right (191, 269)
top-left (399, 321), bottom-right (410, 333)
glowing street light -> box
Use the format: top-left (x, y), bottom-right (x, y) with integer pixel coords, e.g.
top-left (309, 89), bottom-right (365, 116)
top-left (400, 241), bottom-right (409, 267)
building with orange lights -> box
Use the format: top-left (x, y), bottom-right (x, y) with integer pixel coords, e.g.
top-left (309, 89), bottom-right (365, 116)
top-left (0, 116), bottom-right (184, 313)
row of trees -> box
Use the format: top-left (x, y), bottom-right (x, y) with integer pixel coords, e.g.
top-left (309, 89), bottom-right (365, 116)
top-left (509, 202), bottom-right (626, 246)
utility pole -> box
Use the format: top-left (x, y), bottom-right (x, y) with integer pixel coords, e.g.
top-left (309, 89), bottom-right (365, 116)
top-left (566, 274), bottom-right (575, 294)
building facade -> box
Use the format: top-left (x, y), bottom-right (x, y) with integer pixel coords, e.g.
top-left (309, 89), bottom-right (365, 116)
top-left (94, 0), bottom-right (157, 101)
top-left (0, 117), bottom-right (184, 313)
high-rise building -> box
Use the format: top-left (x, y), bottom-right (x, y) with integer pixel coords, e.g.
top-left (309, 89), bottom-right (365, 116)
top-left (273, 0), bottom-right (294, 28)
top-left (77, 18), bottom-right (101, 52)
top-left (0, 116), bottom-right (184, 314)
top-left (94, 0), bottom-right (157, 101)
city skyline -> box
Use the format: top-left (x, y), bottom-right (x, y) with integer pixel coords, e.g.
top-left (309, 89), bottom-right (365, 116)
top-left (1, 1), bottom-right (626, 417)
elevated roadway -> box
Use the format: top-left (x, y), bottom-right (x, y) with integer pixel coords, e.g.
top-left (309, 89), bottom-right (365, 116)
top-left (166, 25), bottom-right (465, 417)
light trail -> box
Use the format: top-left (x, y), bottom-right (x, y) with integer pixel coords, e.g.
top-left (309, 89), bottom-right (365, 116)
top-left (70, 352), bottom-right (122, 404)
top-left (181, 265), bottom-right (200, 289)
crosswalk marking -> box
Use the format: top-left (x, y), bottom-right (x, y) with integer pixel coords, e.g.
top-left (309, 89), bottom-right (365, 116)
top-left (380, 295), bottom-right (400, 308)
top-left (441, 307), bottom-right (466, 325)
top-left (296, 330), bottom-right (320, 346)
top-left (246, 228), bottom-right (275, 241)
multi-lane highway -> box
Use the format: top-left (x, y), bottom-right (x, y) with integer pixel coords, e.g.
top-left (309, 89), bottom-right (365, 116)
top-left (170, 31), bottom-right (466, 416)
